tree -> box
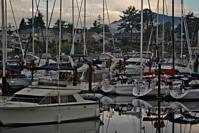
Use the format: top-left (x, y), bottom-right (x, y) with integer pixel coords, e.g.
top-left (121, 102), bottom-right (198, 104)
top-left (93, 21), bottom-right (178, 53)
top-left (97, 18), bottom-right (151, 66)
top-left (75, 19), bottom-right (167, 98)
top-left (142, 8), bottom-right (153, 29)
top-left (118, 6), bottom-right (140, 42)
top-left (89, 15), bottom-right (110, 33)
top-left (53, 19), bottom-right (67, 30)
top-left (27, 12), bottom-right (45, 29)
top-left (185, 12), bottom-right (199, 46)
top-left (118, 6), bottom-right (140, 32)
top-left (19, 18), bottom-right (27, 31)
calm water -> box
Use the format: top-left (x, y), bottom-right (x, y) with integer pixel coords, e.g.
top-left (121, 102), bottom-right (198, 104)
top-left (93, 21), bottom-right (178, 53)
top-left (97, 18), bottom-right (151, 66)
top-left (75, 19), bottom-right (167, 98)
top-left (1, 96), bottom-right (199, 133)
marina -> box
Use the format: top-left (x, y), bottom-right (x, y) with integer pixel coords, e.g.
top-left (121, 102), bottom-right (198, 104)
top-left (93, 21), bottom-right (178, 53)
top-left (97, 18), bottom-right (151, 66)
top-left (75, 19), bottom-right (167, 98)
top-left (1, 0), bottom-right (199, 132)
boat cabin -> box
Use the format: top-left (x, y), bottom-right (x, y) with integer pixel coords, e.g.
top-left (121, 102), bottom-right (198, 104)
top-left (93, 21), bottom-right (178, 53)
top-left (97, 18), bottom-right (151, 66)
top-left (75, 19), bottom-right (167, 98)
top-left (10, 87), bottom-right (84, 105)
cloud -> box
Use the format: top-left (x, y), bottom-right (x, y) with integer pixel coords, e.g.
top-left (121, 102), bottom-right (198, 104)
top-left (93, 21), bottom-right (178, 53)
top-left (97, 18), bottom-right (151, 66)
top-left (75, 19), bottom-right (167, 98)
top-left (0, 0), bottom-right (198, 28)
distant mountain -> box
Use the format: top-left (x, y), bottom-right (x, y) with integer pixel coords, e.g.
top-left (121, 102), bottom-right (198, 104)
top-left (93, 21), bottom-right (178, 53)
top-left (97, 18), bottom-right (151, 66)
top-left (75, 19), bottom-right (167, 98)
top-left (109, 13), bottom-right (181, 34)
top-left (154, 14), bottom-right (181, 26)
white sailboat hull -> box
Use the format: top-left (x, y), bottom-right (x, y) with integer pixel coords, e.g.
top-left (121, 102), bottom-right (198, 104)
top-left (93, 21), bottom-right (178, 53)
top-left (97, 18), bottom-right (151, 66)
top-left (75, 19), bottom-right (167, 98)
top-left (133, 85), bottom-right (169, 97)
top-left (102, 83), bottom-right (134, 95)
top-left (0, 103), bottom-right (99, 126)
top-left (170, 89), bottom-right (199, 100)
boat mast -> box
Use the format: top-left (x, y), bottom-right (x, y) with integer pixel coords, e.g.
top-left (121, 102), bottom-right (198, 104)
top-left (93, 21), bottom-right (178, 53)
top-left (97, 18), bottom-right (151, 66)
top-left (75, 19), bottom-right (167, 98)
top-left (59, 0), bottom-right (62, 60)
top-left (140, 0), bottom-right (143, 79)
top-left (172, 0), bottom-right (175, 68)
top-left (180, 0), bottom-right (184, 59)
top-left (162, 0), bottom-right (165, 59)
top-left (58, 0), bottom-right (62, 105)
top-left (5, 0), bottom-right (7, 63)
top-left (1, 0), bottom-right (7, 96)
top-left (45, 0), bottom-right (49, 57)
top-left (102, 0), bottom-right (105, 53)
top-left (156, 0), bottom-right (159, 60)
top-left (83, 0), bottom-right (87, 56)
top-left (139, 107), bottom-right (142, 133)
top-left (70, 0), bottom-right (75, 55)
top-left (32, 0), bottom-right (35, 55)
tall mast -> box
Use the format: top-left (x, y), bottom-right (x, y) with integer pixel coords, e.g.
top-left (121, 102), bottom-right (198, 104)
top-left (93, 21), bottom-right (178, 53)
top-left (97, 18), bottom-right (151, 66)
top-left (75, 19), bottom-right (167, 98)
top-left (70, 0), bottom-right (75, 55)
top-left (32, 0), bottom-right (35, 55)
top-left (59, 0), bottom-right (62, 59)
top-left (83, 0), bottom-right (87, 56)
top-left (1, 0), bottom-right (7, 96)
top-left (172, 0), bottom-right (175, 68)
top-left (45, 0), bottom-right (49, 56)
top-left (162, 0), bottom-right (165, 59)
top-left (57, 0), bottom-right (62, 105)
top-left (5, 0), bottom-right (7, 62)
top-left (180, 0), bottom-right (184, 59)
top-left (140, 0), bottom-right (143, 79)
top-left (156, 0), bottom-right (159, 60)
top-left (102, 0), bottom-right (105, 53)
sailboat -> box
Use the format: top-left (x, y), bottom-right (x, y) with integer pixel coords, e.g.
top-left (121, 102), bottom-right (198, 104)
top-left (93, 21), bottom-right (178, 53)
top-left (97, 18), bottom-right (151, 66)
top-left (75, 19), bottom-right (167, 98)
top-left (0, 0), bottom-right (100, 126)
top-left (169, 0), bottom-right (199, 100)
top-left (130, 0), bottom-right (156, 98)
top-left (169, 76), bottom-right (199, 100)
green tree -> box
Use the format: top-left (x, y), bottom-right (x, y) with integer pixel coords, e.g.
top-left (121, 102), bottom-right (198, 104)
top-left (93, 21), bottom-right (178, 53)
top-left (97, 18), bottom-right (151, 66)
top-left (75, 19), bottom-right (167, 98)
top-left (19, 18), bottom-right (27, 31)
top-left (53, 19), bottom-right (67, 30)
top-left (27, 12), bottom-right (45, 29)
top-left (185, 12), bottom-right (199, 46)
top-left (89, 15), bottom-right (110, 33)
top-left (142, 8), bottom-right (153, 29)
top-left (118, 6), bottom-right (140, 42)
top-left (118, 6), bottom-right (140, 32)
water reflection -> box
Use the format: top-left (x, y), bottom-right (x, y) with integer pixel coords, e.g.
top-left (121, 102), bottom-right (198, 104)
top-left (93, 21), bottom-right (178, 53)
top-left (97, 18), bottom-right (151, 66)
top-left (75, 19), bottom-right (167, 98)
top-left (0, 120), bottom-right (100, 133)
top-left (100, 96), bottom-right (199, 133)
top-left (1, 96), bottom-right (199, 133)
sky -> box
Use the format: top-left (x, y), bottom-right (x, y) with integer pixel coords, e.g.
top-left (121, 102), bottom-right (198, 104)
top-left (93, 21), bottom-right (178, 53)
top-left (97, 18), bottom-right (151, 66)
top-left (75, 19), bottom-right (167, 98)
top-left (1, 0), bottom-right (199, 28)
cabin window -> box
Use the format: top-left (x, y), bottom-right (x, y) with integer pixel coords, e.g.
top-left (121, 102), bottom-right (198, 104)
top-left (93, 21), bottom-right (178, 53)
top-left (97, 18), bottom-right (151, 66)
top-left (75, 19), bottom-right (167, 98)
top-left (61, 95), bottom-right (77, 103)
top-left (39, 95), bottom-right (76, 104)
top-left (51, 96), bottom-right (59, 104)
top-left (11, 95), bottom-right (43, 103)
top-left (39, 97), bottom-right (51, 104)
top-left (39, 96), bottom-right (58, 104)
